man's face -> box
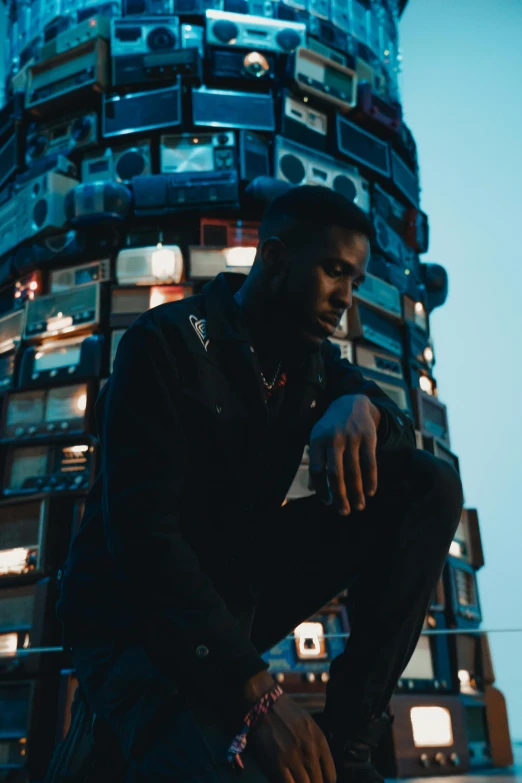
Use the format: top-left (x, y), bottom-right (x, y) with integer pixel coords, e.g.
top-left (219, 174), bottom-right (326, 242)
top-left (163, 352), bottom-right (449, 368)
top-left (270, 225), bottom-right (370, 351)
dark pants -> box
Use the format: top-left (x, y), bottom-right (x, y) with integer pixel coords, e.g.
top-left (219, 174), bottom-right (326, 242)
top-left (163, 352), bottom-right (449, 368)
top-left (70, 446), bottom-right (464, 781)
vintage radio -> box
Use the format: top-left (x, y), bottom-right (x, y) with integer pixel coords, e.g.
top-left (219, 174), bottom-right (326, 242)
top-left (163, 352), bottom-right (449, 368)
top-left (160, 131), bottom-right (236, 174)
top-left (192, 86), bottom-right (275, 131)
top-left (0, 132), bottom-right (23, 193)
top-left (421, 436), bottom-right (461, 481)
top-left (396, 613), bottom-right (454, 694)
top-left (452, 633), bottom-right (490, 697)
top-left (305, 34), bottom-right (348, 69)
top-left (0, 676), bottom-right (65, 780)
top-left (200, 217), bottom-right (259, 247)
top-left (0, 494), bottom-right (79, 582)
top-left (307, 17), bottom-right (354, 61)
top-left (354, 344), bottom-right (404, 385)
top-left (335, 113), bottom-right (390, 177)
top-left (239, 130), bottom-right (271, 181)
top-left (82, 141), bottom-right (152, 183)
top-left (24, 282), bottom-right (103, 342)
top-left (443, 557), bottom-right (482, 629)
top-left (374, 693), bottom-right (470, 777)
top-left (122, 0), bottom-right (174, 12)
top-left (350, 301), bottom-right (403, 357)
top-left (39, 14), bottom-right (111, 59)
top-left (110, 328), bottom-right (125, 372)
top-left (110, 284), bottom-right (192, 327)
top-left (0, 171), bottom-right (78, 262)
top-left (208, 47), bottom-right (278, 83)
top-left (354, 80), bottom-right (401, 136)
top-left (390, 148), bottom-right (420, 208)
top-left (1, 382), bottom-right (94, 441)
top-left (188, 246), bottom-right (256, 278)
top-left (405, 207), bottom-right (429, 254)
top-left (290, 47), bottom-right (357, 111)
top-left (0, 577), bottom-right (64, 675)
top-left (353, 272), bottom-right (401, 320)
top-left (19, 334), bottom-right (105, 386)
top-left (205, 9), bottom-right (306, 54)
top-left (280, 92), bottom-right (328, 152)
top-left (26, 38), bottom-right (109, 118)
top-left (3, 440), bottom-right (95, 496)
top-left (261, 603), bottom-right (349, 696)
top-left (410, 387), bottom-right (450, 448)
top-left (132, 170), bottom-right (240, 214)
top-left (49, 258), bottom-right (111, 292)
top-left (64, 181), bottom-right (133, 224)
top-left (26, 112), bottom-right (99, 165)
top-left (274, 136), bottom-right (370, 212)
top-left (360, 369), bottom-right (411, 418)
top-left (111, 17), bottom-right (203, 86)
top-left (403, 293), bottom-right (429, 332)
top-left (103, 81), bottom-right (182, 138)
top-left (450, 508), bottom-right (484, 570)
top-left (116, 244), bottom-right (184, 285)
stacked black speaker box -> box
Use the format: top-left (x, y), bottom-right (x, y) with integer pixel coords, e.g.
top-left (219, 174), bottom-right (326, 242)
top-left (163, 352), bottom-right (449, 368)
top-left (0, 0), bottom-right (514, 778)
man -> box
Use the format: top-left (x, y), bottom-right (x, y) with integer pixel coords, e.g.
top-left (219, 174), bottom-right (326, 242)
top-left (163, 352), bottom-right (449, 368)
top-left (53, 185), bottom-right (464, 782)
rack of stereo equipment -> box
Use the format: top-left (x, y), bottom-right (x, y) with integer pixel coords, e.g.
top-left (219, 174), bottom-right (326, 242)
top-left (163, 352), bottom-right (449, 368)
top-left (0, 0), bottom-right (514, 779)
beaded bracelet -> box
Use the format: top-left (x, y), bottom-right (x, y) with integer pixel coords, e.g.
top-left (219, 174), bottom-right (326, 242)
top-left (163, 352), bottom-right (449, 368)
top-left (227, 684), bottom-right (284, 770)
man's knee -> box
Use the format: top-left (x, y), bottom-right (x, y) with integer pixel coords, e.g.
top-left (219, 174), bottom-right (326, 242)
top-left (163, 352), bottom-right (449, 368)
top-left (411, 448), bottom-right (464, 525)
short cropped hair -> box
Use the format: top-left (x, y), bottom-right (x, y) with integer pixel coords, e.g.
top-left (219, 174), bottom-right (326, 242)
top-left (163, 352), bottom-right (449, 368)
top-left (259, 185), bottom-right (375, 249)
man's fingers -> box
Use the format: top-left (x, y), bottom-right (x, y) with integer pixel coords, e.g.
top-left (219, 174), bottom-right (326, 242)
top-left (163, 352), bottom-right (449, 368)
top-left (343, 443), bottom-right (365, 512)
top-left (360, 435), bottom-right (378, 497)
top-left (326, 443), bottom-right (350, 515)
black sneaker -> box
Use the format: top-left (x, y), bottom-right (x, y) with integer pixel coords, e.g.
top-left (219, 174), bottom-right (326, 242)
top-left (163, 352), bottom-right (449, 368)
top-left (313, 711), bottom-right (393, 783)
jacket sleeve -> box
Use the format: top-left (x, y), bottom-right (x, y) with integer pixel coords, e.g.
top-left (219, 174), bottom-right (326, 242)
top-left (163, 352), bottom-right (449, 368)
top-left (100, 319), bottom-right (269, 709)
top-left (315, 339), bottom-right (417, 451)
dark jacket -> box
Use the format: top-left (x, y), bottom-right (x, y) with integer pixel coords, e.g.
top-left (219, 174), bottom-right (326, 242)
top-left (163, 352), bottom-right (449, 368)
top-left (56, 272), bottom-right (415, 704)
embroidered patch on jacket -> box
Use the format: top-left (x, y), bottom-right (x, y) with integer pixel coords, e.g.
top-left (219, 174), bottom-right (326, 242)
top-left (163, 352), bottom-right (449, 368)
top-left (189, 315), bottom-right (210, 352)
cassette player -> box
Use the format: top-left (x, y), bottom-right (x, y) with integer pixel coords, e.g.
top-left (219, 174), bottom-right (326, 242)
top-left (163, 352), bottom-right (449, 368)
top-left (116, 244), bottom-right (184, 285)
top-left (0, 382), bottom-right (96, 442)
top-left (192, 87), bottom-right (275, 131)
top-left (280, 91), bottom-right (328, 152)
top-left (3, 441), bottom-right (96, 497)
top-left (26, 112), bottom-right (99, 165)
top-left (19, 334), bottom-right (105, 387)
top-left (82, 141), bottom-right (152, 183)
top-left (24, 282), bottom-right (104, 342)
top-left (103, 81), bottom-right (182, 138)
top-left (26, 38), bottom-right (109, 118)
top-left (274, 136), bottom-right (370, 213)
top-left (160, 132), bottom-right (236, 174)
top-left (110, 283), bottom-right (193, 328)
top-left (205, 9), bottom-right (306, 54)
top-left (289, 47), bottom-right (357, 112)
top-left (132, 170), bottom-right (239, 214)
top-left (200, 217), bottom-right (259, 247)
top-left (188, 245), bottom-right (256, 278)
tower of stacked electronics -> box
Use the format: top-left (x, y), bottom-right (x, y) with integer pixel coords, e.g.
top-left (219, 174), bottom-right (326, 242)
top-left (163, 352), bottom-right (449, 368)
top-left (0, 0), bottom-right (514, 779)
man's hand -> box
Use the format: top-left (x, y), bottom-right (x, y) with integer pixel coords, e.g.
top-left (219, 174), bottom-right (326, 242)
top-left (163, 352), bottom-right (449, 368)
top-left (308, 394), bottom-right (381, 516)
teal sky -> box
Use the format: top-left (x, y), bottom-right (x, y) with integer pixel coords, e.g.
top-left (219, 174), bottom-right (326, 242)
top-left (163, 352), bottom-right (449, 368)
top-left (399, 0), bottom-right (522, 741)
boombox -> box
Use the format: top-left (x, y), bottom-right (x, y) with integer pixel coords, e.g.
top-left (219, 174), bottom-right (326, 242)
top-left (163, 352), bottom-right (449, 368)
top-left (26, 112), bottom-right (99, 164)
top-left (24, 281), bottom-right (103, 342)
top-left (188, 245), bottom-right (256, 278)
top-left (160, 131), bottom-right (235, 174)
top-left (274, 136), bottom-right (370, 213)
top-left (0, 171), bottom-right (78, 261)
top-left (26, 38), bottom-right (109, 117)
top-left (110, 283), bottom-right (193, 327)
top-left (0, 493), bottom-right (81, 583)
top-left (19, 333), bottom-right (105, 386)
top-left (200, 217), bottom-right (259, 246)
top-left (353, 272), bottom-right (402, 320)
top-left (280, 91), bottom-right (328, 152)
top-left (103, 81), bottom-right (182, 137)
top-left (205, 9), bottom-right (306, 54)
top-left (39, 14), bottom-right (111, 60)
top-left (132, 170), bottom-right (239, 214)
top-left (350, 301), bottom-right (403, 357)
top-left (3, 439), bottom-right (95, 497)
top-left (208, 47), bottom-right (278, 83)
top-left (336, 113), bottom-right (390, 177)
top-left (396, 613), bottom-right (454, 694)
top-left (82, 141), bottom-right (152, 183)
top-left (0, 309), bottom-right (26, 392)
top-left (116, 244), bottom-right (184, 285)
top-left (1, 381), bottom-right (95, 442)
top-left (111, 17), bottom-right (203, 86)
top-left (290, 47), bottom-right (358, 112)
top-left (192, 86), bottom-right (275, 131)
top-left (64, 181), bottom-right (133, 224)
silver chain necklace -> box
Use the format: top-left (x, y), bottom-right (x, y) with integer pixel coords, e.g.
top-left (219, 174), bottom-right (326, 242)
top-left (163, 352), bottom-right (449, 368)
top-left (260, 358), bottom-right (283, 390)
